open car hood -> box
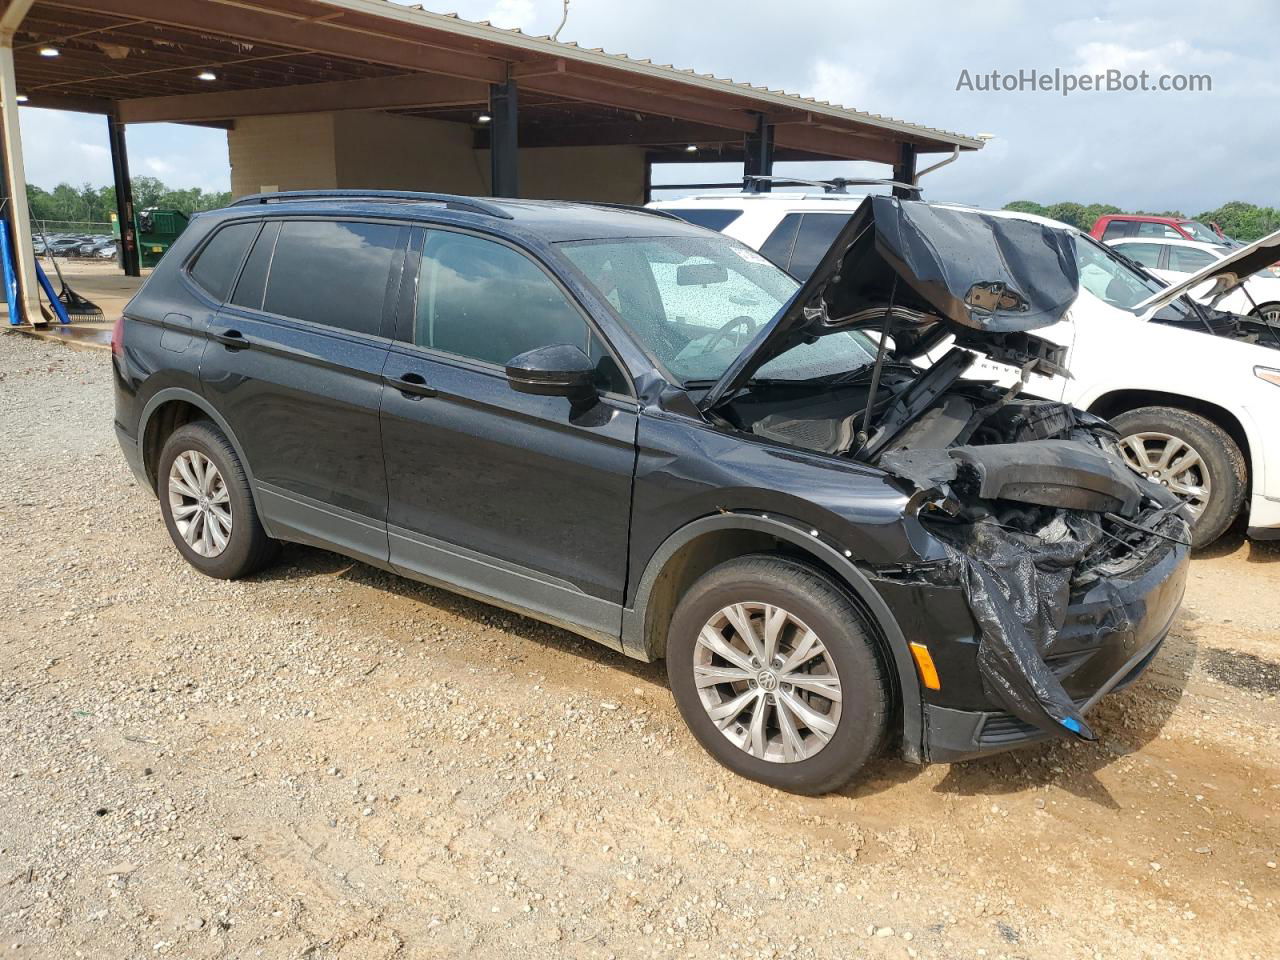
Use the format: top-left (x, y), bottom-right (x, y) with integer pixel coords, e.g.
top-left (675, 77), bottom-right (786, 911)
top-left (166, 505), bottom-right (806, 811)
top-left (1132, 227), bottom-right (1280, 316)
top-left (700, 197), bottom-right (1081, 411)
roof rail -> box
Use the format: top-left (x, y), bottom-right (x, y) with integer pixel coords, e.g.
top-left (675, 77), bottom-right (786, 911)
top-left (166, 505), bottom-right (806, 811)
top-left (228, 189), bottom-right (514, 220)
top-left (742, 175), bottom-right (920, 196)
top-left (586, 201), bottom-right (686, 221)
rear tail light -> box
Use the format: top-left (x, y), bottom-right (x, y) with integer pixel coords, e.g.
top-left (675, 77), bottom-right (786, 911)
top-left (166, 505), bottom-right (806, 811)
top-left (110, 315), bottom-right (125, 357)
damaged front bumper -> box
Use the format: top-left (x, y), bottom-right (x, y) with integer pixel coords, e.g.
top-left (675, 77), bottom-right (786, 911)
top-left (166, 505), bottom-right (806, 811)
top-left (920, 527), bottom-right (1188, 763)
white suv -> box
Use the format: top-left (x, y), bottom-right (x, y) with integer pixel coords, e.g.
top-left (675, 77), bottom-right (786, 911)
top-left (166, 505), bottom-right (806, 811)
top-left (1106, 235), bottom-right (1280, 325)
top-left (650, 191), bottom-right (1280, 547)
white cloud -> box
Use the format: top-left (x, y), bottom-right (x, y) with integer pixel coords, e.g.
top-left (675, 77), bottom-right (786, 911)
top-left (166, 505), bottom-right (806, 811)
top-left (1072, 40), bottom-right (1191, 76)
top-left (142, 157), bottom-right (176, 177)
top-left (16, 109), bottom-right (230, 192)
top-left (484, 0), bottom-right (537, 30)
top-left (807, 61), bottom-right (873, 110)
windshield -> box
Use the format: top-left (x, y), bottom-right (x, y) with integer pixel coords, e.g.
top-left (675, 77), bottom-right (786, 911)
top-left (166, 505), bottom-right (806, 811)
top-left (1076, 234), bottom-right (1169, 309)
top-left (1077, 234), bottom-right (1208, 322)
top-left (560, 235), bottom-right (877, 384)
top-left (1181, 220), bottom-right (1222, 243)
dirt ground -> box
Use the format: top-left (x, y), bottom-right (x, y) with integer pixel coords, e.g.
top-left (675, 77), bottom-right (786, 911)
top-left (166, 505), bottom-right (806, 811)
top-left (0, 334), bottom-right (1276, 960)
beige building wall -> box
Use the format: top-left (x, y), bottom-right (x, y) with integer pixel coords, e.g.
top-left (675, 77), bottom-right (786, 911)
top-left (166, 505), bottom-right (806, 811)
top-left (332, 111), bottom-right (486, 195)
top-left (519, 146), bottom-right (646, 204)
top-left (229, 110), bottom-right (647, 203)
top-left (227, 113), bottom-right (338, 198)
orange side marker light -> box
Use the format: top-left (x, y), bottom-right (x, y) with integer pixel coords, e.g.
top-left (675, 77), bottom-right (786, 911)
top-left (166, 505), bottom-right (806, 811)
top-left (908, 642), bottom-right (941, 690)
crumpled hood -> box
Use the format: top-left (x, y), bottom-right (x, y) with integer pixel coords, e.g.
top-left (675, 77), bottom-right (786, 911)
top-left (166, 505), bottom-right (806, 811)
top-left (701, 196), bottom-right (1081, 410)
top-left (1133, 226), bottom-right (1280, 316)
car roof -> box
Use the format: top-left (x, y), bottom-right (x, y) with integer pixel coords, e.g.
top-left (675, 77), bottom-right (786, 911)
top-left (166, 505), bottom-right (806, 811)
top-left (209, 192), bottom-right (710, 243)
top-left (1109, 236), bottom-right (1224, 252)
top-left (649, 192), bottom-right (875, 212)
top-left (1098, 213), bottom-right (1192, 224)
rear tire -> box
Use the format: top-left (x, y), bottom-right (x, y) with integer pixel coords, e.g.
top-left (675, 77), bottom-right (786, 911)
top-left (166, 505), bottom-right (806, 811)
top-left (157, 420), bottom-right (278, 579)
top-left (1111, 406), bottom-right (1246, 549)
top-left (665, 555), bottom-right (890, 795)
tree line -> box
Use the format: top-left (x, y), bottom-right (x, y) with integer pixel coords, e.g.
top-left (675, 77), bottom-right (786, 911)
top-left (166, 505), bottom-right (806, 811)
top-left (1003, 200), bottom-right (1280, 242)
top-left (24, 177), bottom-right (1280, 243)
top-left (25, 177), bottom-right (232, 225)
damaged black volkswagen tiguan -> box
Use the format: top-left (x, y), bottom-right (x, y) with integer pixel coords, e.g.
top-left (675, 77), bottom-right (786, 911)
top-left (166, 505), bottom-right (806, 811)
top-left (113, 190), bottom-right (1191, 794)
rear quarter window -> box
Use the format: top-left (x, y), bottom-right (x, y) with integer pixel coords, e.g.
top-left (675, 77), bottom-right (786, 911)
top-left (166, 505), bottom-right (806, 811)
top-left (759, 213), bottom-right (802, 271)
top-left (788, 213), bottom-right (853, 281)
top-left (187, 222), bottom-right (259, 301)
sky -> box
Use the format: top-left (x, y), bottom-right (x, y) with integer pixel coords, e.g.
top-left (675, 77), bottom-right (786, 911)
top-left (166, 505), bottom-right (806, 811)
top-left (16, 0), bottom-right (1279, 212)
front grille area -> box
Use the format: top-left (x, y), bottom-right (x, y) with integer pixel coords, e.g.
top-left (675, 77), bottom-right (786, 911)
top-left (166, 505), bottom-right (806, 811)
top-left (977, 699), bottom-right (1088, 746)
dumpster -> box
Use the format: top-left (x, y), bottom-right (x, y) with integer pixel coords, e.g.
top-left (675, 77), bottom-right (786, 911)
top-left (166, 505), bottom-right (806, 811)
top-left (136, 208), bottom-right (190, 267)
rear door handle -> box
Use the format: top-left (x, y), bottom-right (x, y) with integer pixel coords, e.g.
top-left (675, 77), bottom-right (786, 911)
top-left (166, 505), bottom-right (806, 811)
top-left (211, 328), bottom-right (250, 350)
top-left (385, 371), bottom-right (437, 398)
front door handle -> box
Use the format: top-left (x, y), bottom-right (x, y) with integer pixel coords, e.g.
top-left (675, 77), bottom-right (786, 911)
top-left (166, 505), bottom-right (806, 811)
top-left (211, 328), bottom-right (250, 350)
top-left (385, 371), bottom-right (437, 399)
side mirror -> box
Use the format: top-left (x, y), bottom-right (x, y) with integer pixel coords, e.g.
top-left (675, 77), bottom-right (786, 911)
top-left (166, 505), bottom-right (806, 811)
top-left (505, 343), bottom-right (597, 401)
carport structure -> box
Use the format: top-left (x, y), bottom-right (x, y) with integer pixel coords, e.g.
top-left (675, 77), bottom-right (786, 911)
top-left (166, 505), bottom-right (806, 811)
top-left (0, 0), bottom-right (983, 325)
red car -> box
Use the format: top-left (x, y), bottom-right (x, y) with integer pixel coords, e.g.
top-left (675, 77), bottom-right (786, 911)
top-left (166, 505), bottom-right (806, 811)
top-left (1090, 214), bottom-right (1231, 245)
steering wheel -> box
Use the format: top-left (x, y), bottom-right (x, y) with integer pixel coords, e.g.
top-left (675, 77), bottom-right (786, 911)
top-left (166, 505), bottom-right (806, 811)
top-left (699, 315), bottom-right (758, 356)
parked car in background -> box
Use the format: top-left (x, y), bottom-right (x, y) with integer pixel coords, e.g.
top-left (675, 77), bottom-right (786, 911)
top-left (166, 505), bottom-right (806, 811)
top-left (112, 190), bottom-right (1189, 794)
top-left (654, 188), bottom-right (1280, 547)
top-left (45, 237), bottom-right (86, 257)
top-left (1107, 235), bottom-right (1280, 325)
top-left (96, 242), bottom-right (118, 260)
top-left (77, 237), bottom-right (115, 258)
top-left (649, 191), bottom-right (862, 280)
top-left (1090, 213), bottom-right (1234, 245)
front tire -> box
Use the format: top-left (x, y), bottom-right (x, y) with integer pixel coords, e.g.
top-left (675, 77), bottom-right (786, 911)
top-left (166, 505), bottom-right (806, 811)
top-left (157, 420), bottom-right (278, 579)
top-left (665, 555), bottom-right (890, 795)
top-left (1111, 406), bottom-right (1246, 548)
top-left (1251, 302), bottom-right (1280, 326)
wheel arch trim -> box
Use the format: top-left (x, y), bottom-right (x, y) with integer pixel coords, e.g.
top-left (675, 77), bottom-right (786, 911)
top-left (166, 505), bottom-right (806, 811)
top-left (622, 512), bottom-right (924, 761)
top-left (138, 387), bottom-right (258, 495)
top-left (1083, 386), bottom-right (1262, 488)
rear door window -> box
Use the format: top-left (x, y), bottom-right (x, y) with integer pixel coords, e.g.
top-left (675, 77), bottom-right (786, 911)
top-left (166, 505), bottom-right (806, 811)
top-left (261, 220), bottom-right (406, 337)
top-left (188, 222), bottom-right (259, 302)
top-left (787, 213), bottom-right (853, 280)
top-left (1114, 242), bottom-right (1164, 268)
top-left (663, 208), bottom-right (743, 232)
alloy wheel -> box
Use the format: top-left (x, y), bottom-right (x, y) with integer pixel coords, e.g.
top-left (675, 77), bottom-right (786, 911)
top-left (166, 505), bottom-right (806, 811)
top-left (167, 450), bottom-right (232, 557)
top-left (693, 602), bottom-right (842, 763)
top-left (1118, 431), bottom-right (1212, 519)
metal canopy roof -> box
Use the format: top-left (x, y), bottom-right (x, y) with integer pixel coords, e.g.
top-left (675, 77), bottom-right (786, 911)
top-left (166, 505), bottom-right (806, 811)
top-left (11, 0), bottom-right (984, 165)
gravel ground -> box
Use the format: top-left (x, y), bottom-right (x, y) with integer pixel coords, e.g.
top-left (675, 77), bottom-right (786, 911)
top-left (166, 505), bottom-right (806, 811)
top-left (0, 333), bottom-right (1276, 960)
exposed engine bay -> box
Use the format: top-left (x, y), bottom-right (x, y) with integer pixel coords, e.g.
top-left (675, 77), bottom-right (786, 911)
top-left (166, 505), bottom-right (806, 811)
top-left (700, 196), bottom-right (1192, 741)
top-left (1152, 301), bottom-right (1280, 348)
top-left (721, 344), bottom-right (1189, 740)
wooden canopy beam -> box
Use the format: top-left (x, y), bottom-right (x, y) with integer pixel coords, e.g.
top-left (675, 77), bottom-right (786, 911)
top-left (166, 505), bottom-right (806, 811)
top-left (47, 0), bottom-right (508, 83)
top-left (117, 72), bottom-right (488, 124)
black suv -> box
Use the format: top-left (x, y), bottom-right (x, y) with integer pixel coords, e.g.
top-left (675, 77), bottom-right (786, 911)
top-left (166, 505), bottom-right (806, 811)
top-left (114, 190), bottom-right (1190, 794)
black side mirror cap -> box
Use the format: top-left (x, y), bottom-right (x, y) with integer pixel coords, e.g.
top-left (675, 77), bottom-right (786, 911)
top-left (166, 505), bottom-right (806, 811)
top-left (505, 343), bottom-right (597, 401)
